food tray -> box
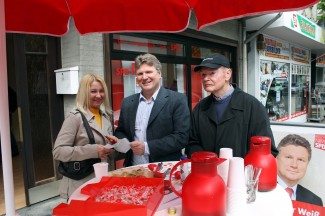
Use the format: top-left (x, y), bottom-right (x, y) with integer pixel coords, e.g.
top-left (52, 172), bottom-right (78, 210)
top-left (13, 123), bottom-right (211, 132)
top-left (53, 176), bottom-right (164, 216)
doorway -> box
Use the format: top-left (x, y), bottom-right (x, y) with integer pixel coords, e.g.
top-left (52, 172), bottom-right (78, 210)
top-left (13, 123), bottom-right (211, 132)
top-left (1, 34), bottom-right (64, 213)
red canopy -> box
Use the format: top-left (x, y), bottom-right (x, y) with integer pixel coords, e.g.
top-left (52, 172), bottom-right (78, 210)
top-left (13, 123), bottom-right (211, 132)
top-left (188, 0), bottom-right (320, 30)
top-left (4, 0), bottom-right (320, 36)
top-left (5, 0), bottom-right (191, 36)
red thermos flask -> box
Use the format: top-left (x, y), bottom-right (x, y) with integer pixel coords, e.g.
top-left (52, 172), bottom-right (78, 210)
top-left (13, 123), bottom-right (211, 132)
top-left (169, 151), bottom-right (227, 216)
top-left (244, 136), bottom-right (277, 191)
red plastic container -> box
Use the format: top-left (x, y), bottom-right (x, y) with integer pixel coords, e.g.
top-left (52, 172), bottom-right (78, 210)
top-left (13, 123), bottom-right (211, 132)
top-left (169, 152), bottom-right (227, 216)
top-left (244, 136), bottom-right (277, 191)
top-left (53, 176), bottom-right (164, 216)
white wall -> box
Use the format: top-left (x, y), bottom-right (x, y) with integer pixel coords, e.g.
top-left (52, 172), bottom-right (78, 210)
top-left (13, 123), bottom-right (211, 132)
top-left (60, 19), bottom-right (104, 116)
top-left (247, 37), bottom-right (259, 97)
top-left (187, 12), bottom-right (239, 41)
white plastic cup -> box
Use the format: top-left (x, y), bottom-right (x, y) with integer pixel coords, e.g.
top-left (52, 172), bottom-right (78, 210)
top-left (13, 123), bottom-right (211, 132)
top-left (218, 148), bottom-right (233, 184)
top-left (93, 162), bottom-right (108, 179)
top-left (227, 187), bottom-right (247, 215)
top-left (227, 157), bottom-right (246, 189)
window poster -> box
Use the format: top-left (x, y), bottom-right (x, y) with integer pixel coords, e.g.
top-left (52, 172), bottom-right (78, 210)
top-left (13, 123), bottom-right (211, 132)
top-left (291, 45), bottom-right (310, 64)
top-left (259, 60), bottom-right (289, 108)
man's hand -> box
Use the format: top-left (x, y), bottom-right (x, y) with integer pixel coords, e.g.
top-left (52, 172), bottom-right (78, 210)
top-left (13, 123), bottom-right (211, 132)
top-left (130, 141), bottom-right (145, 155)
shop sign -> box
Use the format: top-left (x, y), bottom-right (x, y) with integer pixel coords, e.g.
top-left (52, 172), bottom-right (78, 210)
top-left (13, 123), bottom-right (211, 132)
top-left (279, 12), bottom-right (325, 45)
top-left (291, 45), bottom-right (310, 64)
top-left (260, 35), bottom-right (290, 60)
top-left (290, 13), bottom-right (316, 39)
top-left (114, 38), bottom-right (182, 52)
top-left (115, 63), bottom-right (135, 76)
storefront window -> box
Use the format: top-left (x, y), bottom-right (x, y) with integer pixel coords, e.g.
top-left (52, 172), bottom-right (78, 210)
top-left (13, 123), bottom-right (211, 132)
top-left (291, 65), bottom-right (309, 117)
top-left (257, 34), bottom-right (312, 123)
top-left (113, 35), bottom-right (185, 56)
top-left (108, 34), bottom-right (236, 125)
top-left (111, 60), bottom-right (186, 128)
top-left (263, 63), bottom-right (310, 122)
top-left (260, 60), bottom-right (290, 121)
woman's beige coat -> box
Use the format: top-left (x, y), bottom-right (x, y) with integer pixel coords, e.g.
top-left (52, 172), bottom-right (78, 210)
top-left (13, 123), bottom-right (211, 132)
top-left (53, 108), bottom-right (113, 199)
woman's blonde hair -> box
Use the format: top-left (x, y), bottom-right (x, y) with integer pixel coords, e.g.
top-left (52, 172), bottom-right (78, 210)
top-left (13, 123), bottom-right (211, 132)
top-left (76, 73), bottom-right (112, 116)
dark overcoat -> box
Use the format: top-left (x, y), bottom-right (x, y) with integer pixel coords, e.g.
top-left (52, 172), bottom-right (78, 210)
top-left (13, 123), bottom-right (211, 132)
top-left (186, 85), bottom-right (278, 158)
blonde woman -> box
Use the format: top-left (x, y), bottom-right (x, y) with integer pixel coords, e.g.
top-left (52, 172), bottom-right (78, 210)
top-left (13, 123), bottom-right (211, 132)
top-left (53, 73), bottom-right (117, 200)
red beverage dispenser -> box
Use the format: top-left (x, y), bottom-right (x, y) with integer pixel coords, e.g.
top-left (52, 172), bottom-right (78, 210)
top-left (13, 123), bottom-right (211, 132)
top-left (169, 151), bottom-right (226, 216)
top-left (244, 136), bottom-right (277, 191)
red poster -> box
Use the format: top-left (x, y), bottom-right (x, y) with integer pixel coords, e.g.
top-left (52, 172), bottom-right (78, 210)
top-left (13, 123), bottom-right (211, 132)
top-left (314, 134), bottom-right (325, 151)
top-left (292, 200), bottom-right (325, 215)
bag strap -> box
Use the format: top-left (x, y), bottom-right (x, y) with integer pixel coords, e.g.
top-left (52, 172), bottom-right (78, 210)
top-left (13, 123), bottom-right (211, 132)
top-left (78, 110), bottom-right (95, 144)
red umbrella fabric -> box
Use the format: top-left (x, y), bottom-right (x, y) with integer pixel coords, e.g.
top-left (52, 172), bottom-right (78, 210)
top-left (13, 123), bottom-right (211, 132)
top-left (5, 0), bottom-right (320, 36)
top-left (5, 0), bottom-right (191, 36)
top-left (69, 0), bottom-right (191, 34)
top-left (5, 0), bottom-right (71, 35)
top-left (187, 0), bottom-right (320, 30)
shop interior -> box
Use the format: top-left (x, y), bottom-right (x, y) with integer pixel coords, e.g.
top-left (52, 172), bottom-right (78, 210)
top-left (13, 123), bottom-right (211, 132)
top-left (263, 61), bottom-right (325, 124)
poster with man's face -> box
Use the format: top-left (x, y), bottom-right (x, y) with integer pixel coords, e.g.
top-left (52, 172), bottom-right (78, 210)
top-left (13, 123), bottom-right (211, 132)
top-left (272, 127), bottom-right (325, 210)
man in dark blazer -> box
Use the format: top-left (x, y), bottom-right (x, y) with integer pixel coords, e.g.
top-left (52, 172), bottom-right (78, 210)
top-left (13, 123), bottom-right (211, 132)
top-left (115, 53), bottom-right (190, 167)
top-left (277, 134), bottom-right (323, 206)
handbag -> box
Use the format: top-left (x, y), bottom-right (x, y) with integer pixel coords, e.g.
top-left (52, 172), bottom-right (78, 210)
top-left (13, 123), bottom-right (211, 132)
top-left (58, 111), bottom-right (101, 180)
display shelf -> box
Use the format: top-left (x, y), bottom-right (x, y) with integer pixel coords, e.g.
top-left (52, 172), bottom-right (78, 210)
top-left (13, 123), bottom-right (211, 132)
top-left (307, 98), bottom-right (324, 122)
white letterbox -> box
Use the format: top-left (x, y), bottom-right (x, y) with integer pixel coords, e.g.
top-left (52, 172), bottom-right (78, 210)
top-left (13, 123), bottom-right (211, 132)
top-left (54, 66), bottom-right (79, 94)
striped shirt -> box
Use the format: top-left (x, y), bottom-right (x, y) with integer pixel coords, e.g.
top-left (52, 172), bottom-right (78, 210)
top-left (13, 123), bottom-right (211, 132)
top-left (133, 88), bottom-right (160, 165)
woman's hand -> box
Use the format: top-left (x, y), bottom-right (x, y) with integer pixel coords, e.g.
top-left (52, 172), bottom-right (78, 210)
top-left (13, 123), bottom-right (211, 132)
top-left (97, 144), bottom-right (111, 159)
top-left (105, 135), bottom-right (118, 144)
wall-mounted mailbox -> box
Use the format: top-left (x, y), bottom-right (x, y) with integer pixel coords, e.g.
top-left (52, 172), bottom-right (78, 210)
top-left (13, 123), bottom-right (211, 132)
top-left (54, 66), bottom-right (79, 94)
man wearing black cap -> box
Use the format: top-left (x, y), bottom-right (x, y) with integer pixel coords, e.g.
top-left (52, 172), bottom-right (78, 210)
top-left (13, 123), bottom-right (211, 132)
top-left (186, 53), bottom-right (278, 158)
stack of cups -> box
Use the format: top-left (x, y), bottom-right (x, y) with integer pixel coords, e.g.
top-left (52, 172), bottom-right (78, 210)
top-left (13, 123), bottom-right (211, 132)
top-left (218, 148), bottom-right (233, 185)
top-left (226, 157), bottom-right (247, 216)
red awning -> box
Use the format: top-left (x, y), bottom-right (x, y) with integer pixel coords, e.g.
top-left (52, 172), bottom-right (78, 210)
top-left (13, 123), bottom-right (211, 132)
top-left (4, 0), bottom-right (320, 36)
top-left (188, 0), bottom-right (320, 30)
top-left (5, 0), bottom-right (191, 36)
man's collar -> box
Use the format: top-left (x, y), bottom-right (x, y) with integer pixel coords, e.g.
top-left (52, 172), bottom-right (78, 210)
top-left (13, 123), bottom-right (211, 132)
top-left (213, 84), bottom-right (234, 101)
top-left (139, 87), bottom-right (160, 102)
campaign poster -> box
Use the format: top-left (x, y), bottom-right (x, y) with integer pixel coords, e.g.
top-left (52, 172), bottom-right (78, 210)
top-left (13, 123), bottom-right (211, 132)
top-left (272, 126), bottom-right (325, 210)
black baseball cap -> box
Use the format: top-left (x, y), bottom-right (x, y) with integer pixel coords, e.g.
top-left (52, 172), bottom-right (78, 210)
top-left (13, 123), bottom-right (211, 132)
top-left (194, 53), bottom-right (230, 72)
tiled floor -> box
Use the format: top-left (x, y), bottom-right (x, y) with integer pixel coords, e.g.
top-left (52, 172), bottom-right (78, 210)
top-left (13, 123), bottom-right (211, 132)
top-left (1, 142), bottom-right (62, 216)
top-left (0, 150), bottom-right (26, 215)
top-left (14, 196), bottom-right (63, 216)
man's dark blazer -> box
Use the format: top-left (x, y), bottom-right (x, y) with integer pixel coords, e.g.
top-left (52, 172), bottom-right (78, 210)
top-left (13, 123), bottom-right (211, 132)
top-left (296, 184), bottom-right (323, 206)
top-left (115, 87), bottom-right (190, 167)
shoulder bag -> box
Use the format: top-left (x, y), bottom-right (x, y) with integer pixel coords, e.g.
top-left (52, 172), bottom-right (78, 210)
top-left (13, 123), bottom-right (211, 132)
top-left (58, 111), bottom-right (101, 180)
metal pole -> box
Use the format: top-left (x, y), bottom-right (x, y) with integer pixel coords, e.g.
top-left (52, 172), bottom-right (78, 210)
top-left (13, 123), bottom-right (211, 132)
top-left (0, 0), bottom-right (17, 215)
